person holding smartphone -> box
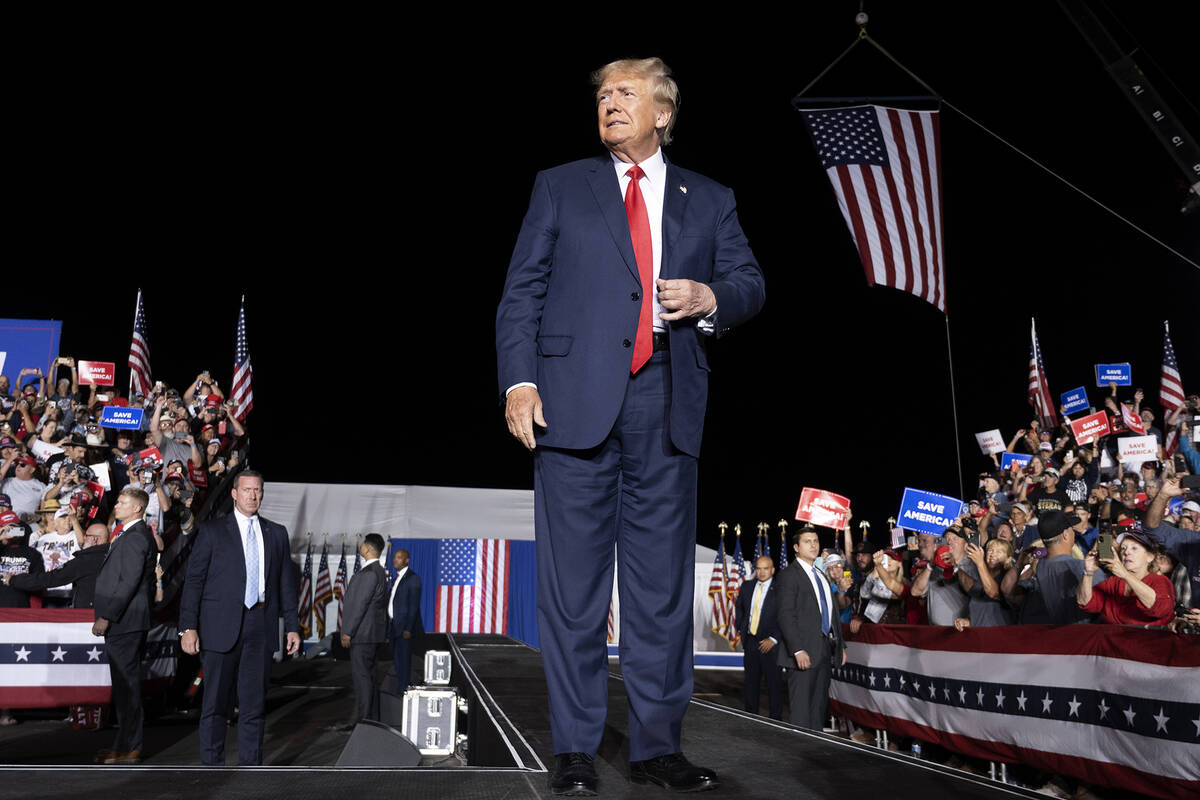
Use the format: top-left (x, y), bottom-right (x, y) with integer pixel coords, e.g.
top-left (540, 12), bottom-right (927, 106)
top-left (1077, 528), bottom-right (1174, 625)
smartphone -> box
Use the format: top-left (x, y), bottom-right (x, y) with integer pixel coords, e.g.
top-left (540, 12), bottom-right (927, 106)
top-left (1097, 531), bottom-right (1115, 562)
top-left (881, 554), bottom-right (890, 569)
top-left (906, 535), bottom-right (918, 551)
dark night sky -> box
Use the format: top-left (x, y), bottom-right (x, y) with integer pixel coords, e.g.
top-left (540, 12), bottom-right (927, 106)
top-left (10, 4), bottom-right (1199, 550)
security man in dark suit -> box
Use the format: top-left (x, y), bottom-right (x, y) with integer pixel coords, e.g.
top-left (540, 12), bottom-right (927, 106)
top-left (6, 521), bottom-right (108, 608)
top-left (91, 487), bottom-right (156, 764)
top-left (387, 547), bottom-right (422, 693)
top-left (776, 526), bottom-right (847, 730)
top-left (736, 555), bottom-right (784, 720)
top-left (340, 533), bottom-right (388, 722)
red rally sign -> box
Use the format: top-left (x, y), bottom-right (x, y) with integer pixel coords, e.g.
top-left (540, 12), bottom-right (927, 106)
top-left (78, 360), bottom-right (116, 386)
top-left (1069, 411), bottom-right (1111, 445)
top-left (795, 487), bottom-right (852, 531)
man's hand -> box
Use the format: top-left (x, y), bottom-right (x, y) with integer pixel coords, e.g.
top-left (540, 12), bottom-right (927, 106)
top-left (92, 618), bottom-right (110, 637)
top-left (340, 634), bottom-right (351, 649)
top-left (1, 574), bottom-right (11, 585)
top-left (656, 279), bottom-right (716, 321)
top-left (848, 618), bottom-right (863, 634)
top-left (953, 617), bottom-right (971, 632)
top-left (1160, 477), bottom-right (1184, 499)
top-left (505, 386), bottom-right (547, 451)
top-left (840, 648), bottom-right (847, 666)
top-left (401, 630), bottom-right (412, 639)
top-left (181, 629), bottom-right (200, 655)
top-left (286, 632), bottom-right (301, 655)
top-left (758, 638), bottom-right (776, 654)
top-left (794, 650), bottom-right (811, 670)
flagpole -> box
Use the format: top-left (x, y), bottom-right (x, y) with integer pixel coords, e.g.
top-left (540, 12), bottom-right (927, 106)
top-left (945, 315), bottom-right (966, 499)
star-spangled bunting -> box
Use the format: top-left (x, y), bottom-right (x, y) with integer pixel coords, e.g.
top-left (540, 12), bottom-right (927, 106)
top-left (801, 105), bottom-right (946, 312)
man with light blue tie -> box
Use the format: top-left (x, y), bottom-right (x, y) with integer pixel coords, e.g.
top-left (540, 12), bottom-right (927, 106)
top-left (179, 470), bottom-right (300, 765)
top-left (776, 525), bottom-right (847, 730)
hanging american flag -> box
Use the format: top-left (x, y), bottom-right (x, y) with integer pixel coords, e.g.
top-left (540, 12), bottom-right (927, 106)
top-left (297, 541), bottom-right (313, 639)
top-left (353, 538), bottom-right (363, 576)
top-left (801, 105), bottom-right (946, 312)
top-left (127, 290), bottom-right (152, 398)
top-left (313, 542), bottom-right (333, 639)
top-left (779, 527), bottom-right (789, 570)
top-left (1027, 318), bottom-right (1057, 429)
top-left (230, 295), bottom-right (254, 422)
top-left (434, 539), bottom-right (509, 634)
top-left (333, 545), bottom-right (348, 632)
top-left (708, 532), bottom-right (733, 648)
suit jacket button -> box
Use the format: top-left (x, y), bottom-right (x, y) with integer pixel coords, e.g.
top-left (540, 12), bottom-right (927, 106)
top-left (631, 292), bottom-right (640, 301)
top-left (622, 339), bottom-right (631, 348)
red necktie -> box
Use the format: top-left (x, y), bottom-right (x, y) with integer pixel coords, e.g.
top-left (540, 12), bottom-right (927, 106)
top-left (109, 522), bottom-right (124, 543)
top-left (624, 165), bottom-right (654, 374)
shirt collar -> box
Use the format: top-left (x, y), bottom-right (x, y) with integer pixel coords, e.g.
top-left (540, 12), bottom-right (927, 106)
top-left (611, 147), bottom-right (666, 184)
top-left (362, 557), bottom-right (381, 569)
top-left (233, 508), bottom-right (258, 529)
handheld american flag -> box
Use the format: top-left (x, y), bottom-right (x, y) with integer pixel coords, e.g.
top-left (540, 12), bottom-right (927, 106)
top-left (230, 295), bottom-right (254, 422)
top-left (297, 542), bottom-right (313, 639)
top-left (434, 539), bottom-right (509, 634)
top-left (801, 105), bottom-right (946, 312)
top-left (1028, 318), bottom-right (1057, 429)
top-left (313, 543), bottom-right (332, 639)
top-left (127, 290), bottom-right (152, 397)
top-left (333, 546), bottom-right (348, 632)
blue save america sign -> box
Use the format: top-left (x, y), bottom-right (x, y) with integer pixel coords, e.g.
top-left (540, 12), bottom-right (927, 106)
top-left (100, 406), bottom-right (143, 430)
top-left (897, 488), bottom-right (965, 536)
top-left (1060, 386), bottom-right (1089, 416)
top-left (1000, 452), bottom-right (1033, 471)
top-left (1095, 363), bottom-right (1131, 386)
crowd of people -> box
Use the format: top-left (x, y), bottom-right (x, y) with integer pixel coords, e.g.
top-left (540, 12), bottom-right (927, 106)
top-left (0, 358), bottom-right (251, 725)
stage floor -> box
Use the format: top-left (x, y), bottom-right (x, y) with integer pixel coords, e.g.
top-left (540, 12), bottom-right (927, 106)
top-left (0, 635), bottom-right (1052, 799)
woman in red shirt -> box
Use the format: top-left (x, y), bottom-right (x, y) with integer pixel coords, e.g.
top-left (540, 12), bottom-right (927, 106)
top-left (1076, 529), bottom-right (1175, 625)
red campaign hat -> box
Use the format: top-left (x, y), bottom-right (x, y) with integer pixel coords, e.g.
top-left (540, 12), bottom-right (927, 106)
top-left (933, 545), bottom-right (954, 573)
top-left (204, 395), bottom-right (222, 408)
top-left (0, 509), bottom-right (20, 528)
top-left (1115, 518), bottom-right (1138, 527)
top-left (110, 396), bottom-right (129, 407)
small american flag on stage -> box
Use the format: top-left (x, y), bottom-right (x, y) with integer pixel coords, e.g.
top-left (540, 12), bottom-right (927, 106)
top-left (313, 543), bottom-right (332, 639)
top-left (435, 539), bottom-right (509, 634)
top-left (297, 542), bottom-right (313, 639)
top-left (708, 535), bottom-right (732, 648)
top-left (801, 105), bottom-right (946, 312)
top-left (1161, 321), bottom-right (1186, 457)
top-left (1028, 318), bottom-right (1057, 429)
top-left (230, 295), bottom-right (253, 422)
top-left (333, 546), bottom-right (348, 632)
top-left (127, 290), bottom-right (152, 397)
top-left (724, 531), bottom-right (745, 648)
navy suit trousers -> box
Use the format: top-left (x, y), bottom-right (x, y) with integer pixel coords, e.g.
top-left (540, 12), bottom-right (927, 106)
top-left (534, 351), bottom-right (698, 761)
top-left (199, 604), bottom-right (272, 765)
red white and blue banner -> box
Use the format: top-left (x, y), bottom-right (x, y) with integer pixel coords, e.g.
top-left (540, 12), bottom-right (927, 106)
top-left (0, 609), bottom-right (109, 708)
top-left (831, 624), bottom-right (1200, 800)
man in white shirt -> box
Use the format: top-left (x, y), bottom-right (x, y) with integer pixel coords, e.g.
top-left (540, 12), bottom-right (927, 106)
top-left (776, 526), bottom-right (847, 730)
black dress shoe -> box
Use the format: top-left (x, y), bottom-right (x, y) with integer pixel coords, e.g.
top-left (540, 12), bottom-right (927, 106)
top-left (630, 753), bottom-right (719, 792)
top-left (550, 752), bottom-right (598, 796)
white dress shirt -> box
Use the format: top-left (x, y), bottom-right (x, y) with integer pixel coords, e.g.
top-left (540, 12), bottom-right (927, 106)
top-left (387, 565), bottom-right (408, 620)
top-left (233, 508), bottom-right (266, 602)
top-left (750, 577), bottom-right (777, 643)
top-left (794, 558), bottom-right (834, 655)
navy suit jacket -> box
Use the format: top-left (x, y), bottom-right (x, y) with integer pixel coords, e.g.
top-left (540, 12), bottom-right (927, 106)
top-left (389, 568), bottom-right (422, 639)
top-left (94, 520), bottom-right (155, 635)
top-left (178, 513), bottom-right (299, 653)
top-left (736, 578), bottom-right (781, 643)
top-left (496, 154), bottom-right (765, 458)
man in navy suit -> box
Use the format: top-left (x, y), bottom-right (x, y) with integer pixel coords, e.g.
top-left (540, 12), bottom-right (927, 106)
top-left (736, 556), bottom-right (784, 720)
top-left (92, 487), bottom-right (156, 764)
top-left (496, 57), bottom-right (765, 795)
top-left (776, 526), bottom-right (847, 730)
top-left (179, 470), bottom-right (300, 766)
top-left (387, 547), bottom-right (422, 693)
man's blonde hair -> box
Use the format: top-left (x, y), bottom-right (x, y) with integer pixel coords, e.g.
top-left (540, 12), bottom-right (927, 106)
top-left (591, 57), bottom-right (680, 145)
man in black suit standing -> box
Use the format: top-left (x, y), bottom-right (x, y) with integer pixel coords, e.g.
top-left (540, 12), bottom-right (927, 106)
top-left (736, 555), bottom-right (783, 720)
top-left (179, 470), bottom-right (300, 766)
top-left (92, 487), bottom-right (156, 764)
top-left (340, 533), bottom-right (388, 722)
top-left (776, 526), bottom-right (846, 730)
top-left (387, 547), bottom-right (421, 693)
